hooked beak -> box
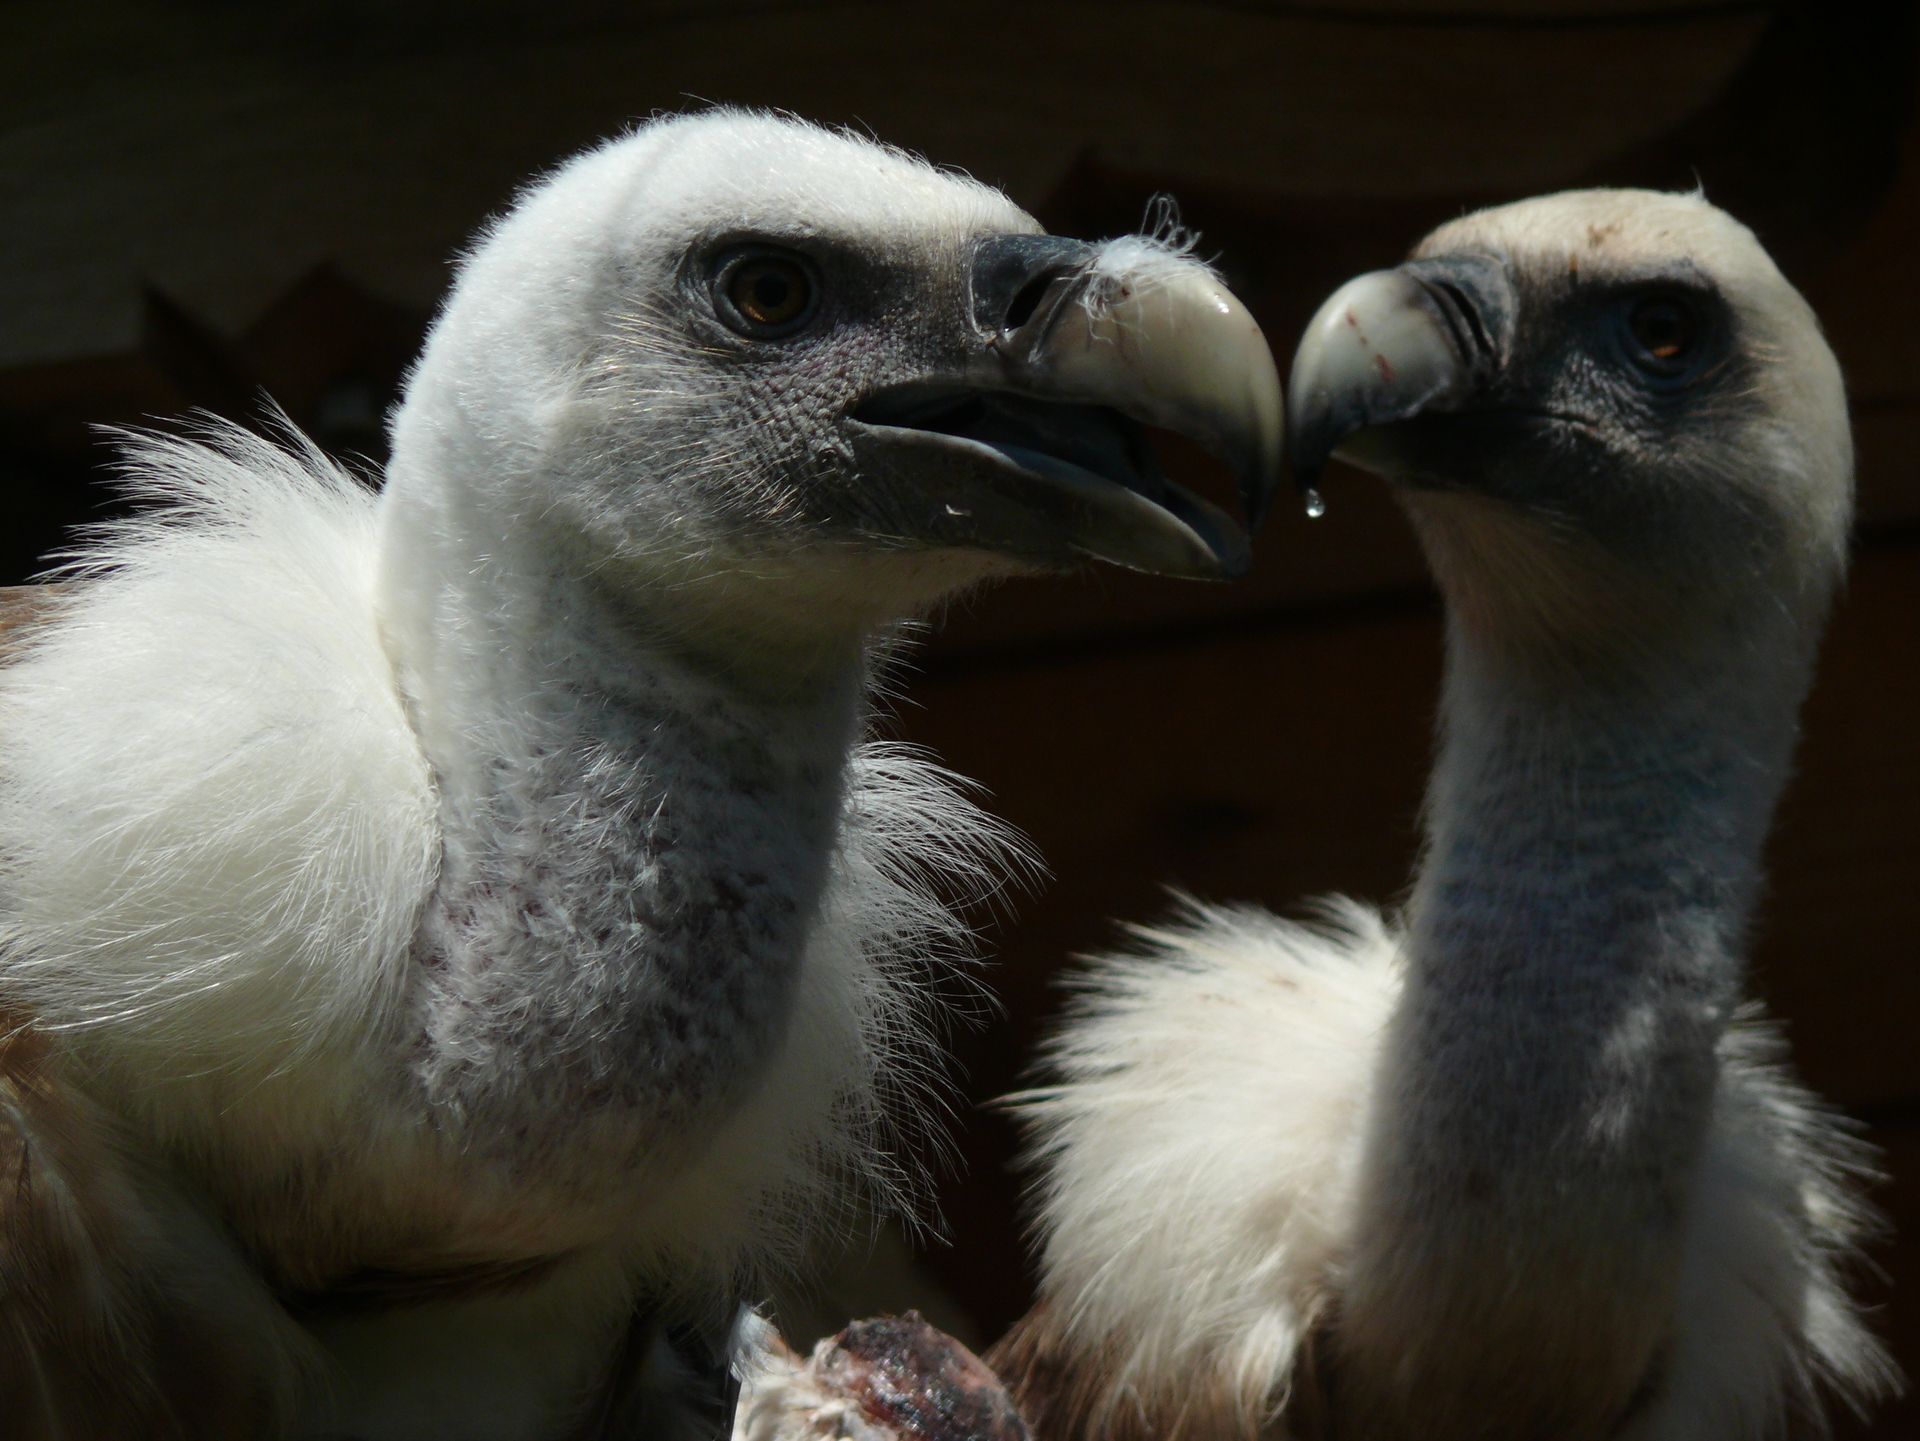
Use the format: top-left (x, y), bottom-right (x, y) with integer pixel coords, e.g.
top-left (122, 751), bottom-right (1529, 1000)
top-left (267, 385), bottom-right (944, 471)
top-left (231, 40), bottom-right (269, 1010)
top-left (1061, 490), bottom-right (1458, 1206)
top-left (848, 234), bottom-right (1283, 581)
top-left (1287, 253), bottom-right (1513, 489)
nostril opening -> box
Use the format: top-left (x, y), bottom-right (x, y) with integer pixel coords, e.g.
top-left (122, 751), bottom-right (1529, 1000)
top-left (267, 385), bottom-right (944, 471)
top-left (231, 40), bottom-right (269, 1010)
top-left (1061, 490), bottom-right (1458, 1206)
top-left (1416, 276), bottom-right (1502, 376)
top-left (1003, 270), bottom-right (1065, 333)
top-left (1433, 281), bottom-right (1494, 362)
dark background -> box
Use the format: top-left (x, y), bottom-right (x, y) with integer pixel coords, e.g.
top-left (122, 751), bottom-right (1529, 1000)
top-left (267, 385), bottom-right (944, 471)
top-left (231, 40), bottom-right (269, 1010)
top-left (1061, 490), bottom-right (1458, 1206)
top-left (4, 3), bottom-right (1918, 1433)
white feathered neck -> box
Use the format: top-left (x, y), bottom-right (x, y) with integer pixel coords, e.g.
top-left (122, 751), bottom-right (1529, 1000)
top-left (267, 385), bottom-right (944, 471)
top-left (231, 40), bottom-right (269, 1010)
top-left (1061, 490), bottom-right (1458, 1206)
top-left (0, 425), bottom-right (1025, 1296)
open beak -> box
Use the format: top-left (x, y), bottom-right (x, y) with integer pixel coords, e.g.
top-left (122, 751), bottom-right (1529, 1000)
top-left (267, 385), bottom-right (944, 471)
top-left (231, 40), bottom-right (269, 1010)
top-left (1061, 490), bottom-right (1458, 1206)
top-left (847, 234), bottom-right (1283, 581)
top-left (1287, 253), bottom-right (1513, 488)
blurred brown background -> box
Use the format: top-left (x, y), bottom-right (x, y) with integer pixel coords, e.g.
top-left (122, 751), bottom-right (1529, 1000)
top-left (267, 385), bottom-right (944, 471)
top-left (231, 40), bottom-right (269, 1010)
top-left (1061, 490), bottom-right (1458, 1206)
top-left (3, 2), bottom-right (1917, 1433)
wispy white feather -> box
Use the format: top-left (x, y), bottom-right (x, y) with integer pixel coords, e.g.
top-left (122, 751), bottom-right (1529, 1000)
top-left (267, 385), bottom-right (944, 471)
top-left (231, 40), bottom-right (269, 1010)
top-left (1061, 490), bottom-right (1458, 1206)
top-left (0, 424), bottom-right (437, 1066)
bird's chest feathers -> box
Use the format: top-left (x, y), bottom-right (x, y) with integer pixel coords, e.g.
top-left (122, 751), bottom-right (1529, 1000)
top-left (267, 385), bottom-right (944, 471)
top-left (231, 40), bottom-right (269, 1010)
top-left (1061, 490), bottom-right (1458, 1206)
top-left (410, 689), bottom-right (851, 1172)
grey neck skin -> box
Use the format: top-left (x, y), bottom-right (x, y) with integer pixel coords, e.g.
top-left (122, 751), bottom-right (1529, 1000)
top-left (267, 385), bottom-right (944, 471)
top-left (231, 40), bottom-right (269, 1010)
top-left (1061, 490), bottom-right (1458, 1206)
top-left (372, 479), bottom-right (984, 1194)
top-left (1334, 506), bottom-right (1826, 1439)
top-left (410, 572), bottom-right (859, 1166)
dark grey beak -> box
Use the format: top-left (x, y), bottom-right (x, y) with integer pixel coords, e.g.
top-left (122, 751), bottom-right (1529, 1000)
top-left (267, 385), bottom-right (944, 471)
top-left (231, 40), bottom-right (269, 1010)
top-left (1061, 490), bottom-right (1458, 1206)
top-left (848, 233), bottom-right (1284, 581)
top-left (1287, 253), bottom-right (1513, 488)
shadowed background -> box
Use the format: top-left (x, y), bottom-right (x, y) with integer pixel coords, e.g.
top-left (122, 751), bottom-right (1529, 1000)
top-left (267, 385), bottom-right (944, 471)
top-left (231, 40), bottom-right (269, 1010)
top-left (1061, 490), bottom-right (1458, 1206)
top-left (3, 3), bottom-right (1917, 1432)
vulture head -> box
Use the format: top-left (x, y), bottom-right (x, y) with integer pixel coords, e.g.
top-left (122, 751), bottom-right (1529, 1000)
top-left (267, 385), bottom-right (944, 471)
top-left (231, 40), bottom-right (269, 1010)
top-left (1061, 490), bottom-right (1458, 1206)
top-left (379, 112), bottom-right (1280, 700)
top-left (1288, 189), bottom-right (1849, 674)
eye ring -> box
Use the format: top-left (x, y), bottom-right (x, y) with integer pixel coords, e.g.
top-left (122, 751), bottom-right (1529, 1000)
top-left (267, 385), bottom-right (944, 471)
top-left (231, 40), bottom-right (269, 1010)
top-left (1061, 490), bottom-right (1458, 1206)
top-left (713, 248), bottom-right (820, 339)
top-left (1624, 293), bottom-right (1700, 373)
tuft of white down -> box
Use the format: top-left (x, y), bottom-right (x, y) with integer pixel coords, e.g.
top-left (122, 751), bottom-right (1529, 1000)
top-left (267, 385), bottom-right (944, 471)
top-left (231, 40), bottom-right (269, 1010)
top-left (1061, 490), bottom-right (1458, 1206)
top-left (1011, 900), bottom-right (1889, 1441)
top-left (1081, 235), bottom-right (1210, 315)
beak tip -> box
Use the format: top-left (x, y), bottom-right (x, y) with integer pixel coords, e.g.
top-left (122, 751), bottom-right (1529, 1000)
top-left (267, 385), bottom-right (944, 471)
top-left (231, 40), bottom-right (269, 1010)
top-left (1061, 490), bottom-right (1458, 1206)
top-left (1284, 256), bottom-right (1507, 493)
top-left (1289, 450), bottom-right (1330, 494)
top-left (996, 238), bottom-right (1286, 574)
top-left (1284, 404), bottom-right (1337, 498)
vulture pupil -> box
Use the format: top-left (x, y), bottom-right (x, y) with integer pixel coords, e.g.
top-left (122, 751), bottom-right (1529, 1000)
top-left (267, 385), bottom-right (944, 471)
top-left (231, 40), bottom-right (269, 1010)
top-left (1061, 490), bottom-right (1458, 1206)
top-left (1628, 297), bottom-right (1696, 365)
top-left (726, 256), bottom-right (815, 334)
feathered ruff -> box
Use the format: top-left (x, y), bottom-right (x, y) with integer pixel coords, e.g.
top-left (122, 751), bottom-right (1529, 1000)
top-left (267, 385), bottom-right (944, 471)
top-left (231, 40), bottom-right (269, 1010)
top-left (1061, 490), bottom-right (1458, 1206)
top-left (0, 423), bottom-right (1030, 1427)
top-left (989, 900), bottom-right (1892, 1441)
top-left (0, 424), bottom-right (437, 1067)
top-left (621, 736), bottom-right (1033, 1306)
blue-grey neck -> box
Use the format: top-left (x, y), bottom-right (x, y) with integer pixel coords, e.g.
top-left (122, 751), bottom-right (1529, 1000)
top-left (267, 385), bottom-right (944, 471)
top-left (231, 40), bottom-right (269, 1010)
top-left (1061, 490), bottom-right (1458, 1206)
top-left (1404, 629), bottom-right (1803, 1206)
top-left (381, 498), bottom-right (875, 1192)
top-left (1336, 573), bottom-right (1824, 1436)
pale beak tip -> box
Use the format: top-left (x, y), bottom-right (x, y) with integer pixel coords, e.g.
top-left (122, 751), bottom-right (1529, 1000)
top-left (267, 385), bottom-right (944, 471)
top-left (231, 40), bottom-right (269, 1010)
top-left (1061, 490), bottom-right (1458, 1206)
top-left (1236, 334), bottom-right (1287, 532)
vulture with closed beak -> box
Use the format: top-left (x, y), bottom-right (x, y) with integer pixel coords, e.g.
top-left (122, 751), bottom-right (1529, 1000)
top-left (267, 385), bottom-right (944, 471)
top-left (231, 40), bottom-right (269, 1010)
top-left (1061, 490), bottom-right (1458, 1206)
top-left (0, 111), bottom-right (1281, 1440)
top-left (990, 190), bottom-right (1893, 1441)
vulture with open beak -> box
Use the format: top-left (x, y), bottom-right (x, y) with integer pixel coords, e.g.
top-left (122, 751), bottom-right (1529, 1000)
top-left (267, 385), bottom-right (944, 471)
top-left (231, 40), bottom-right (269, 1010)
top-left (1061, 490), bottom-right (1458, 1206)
top-left (0, 111), bottom-right (1280, 1440)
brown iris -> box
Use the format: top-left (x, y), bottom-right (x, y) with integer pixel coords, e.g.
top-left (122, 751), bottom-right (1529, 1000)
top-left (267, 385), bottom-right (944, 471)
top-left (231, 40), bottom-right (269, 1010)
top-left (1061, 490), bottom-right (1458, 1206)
top-left (727, 256), bottom-right (813, 332)
top-left (1628, 297), bottom-right (1696, 363)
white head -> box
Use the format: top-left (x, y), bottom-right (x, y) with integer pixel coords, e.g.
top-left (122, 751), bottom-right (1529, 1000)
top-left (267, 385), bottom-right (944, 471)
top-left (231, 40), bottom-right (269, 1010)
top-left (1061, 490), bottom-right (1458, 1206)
top-left (1290, 189), bottom-right (1850, 683)
top-left (377, 112), bottom-right (1280, 695)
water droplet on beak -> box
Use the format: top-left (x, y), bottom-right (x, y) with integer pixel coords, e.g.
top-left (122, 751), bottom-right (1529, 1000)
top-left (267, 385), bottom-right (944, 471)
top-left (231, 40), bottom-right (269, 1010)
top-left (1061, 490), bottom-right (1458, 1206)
top-left (1303, 488), bottom-right (1326, 520)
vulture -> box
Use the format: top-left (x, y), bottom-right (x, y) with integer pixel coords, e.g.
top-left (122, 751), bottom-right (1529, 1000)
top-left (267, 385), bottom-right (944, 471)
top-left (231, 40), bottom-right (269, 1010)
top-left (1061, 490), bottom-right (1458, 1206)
top-left (989, 190), bottom-right (1894, 1441)
top-left (0, 112), bottom-right (1282, 1439)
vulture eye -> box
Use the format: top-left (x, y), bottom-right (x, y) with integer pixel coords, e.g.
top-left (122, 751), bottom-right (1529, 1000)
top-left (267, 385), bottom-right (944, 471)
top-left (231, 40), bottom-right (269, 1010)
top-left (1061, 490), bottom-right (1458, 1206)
top-left (1625, 295), bottom-right (1699, 369)
top-left (716, 251), bottom-right (819, 338)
